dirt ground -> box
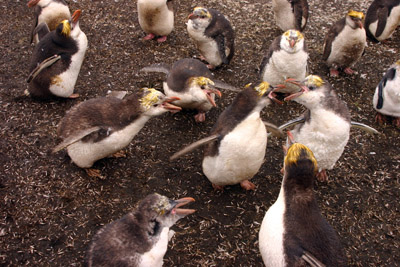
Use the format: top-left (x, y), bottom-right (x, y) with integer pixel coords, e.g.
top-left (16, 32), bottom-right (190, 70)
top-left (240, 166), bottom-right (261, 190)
top-left (0, 0), bottom-right (399, 266)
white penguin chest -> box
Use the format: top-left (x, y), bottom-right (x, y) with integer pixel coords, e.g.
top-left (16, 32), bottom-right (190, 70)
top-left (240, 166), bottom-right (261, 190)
top-left (272, 0), bottom-right (296, 31)
top-left (202, 112), bottom-right (267, 185)
top-left (292, 109), bottom-right (350, 170)
top-left (373, 74), bottom-right (400, 117)
top-left (137, 0), bottom-right (174, 36)
top-left (139, 227), bottom-right (170, 267)
top-left (369, 5), bottom-right (400, 41)
top-left (259, 189), bottom-right (286, 267)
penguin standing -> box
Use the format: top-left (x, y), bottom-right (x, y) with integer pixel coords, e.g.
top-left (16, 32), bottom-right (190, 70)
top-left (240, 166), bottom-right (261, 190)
top-left (137, 0), bottom-right (174, 42)
top-left (171, 82), bottom-right (283, 190)
top-left (373, 60), bottom-right (400, 127)
top-left (272, 0), bottom-right (309, 32)
top-left (87, 193), bottom-right (195, 267)
top-left (27, 10), bottom-right (87, 99)
top-left (187, 7), bottom-right (235, 69)
top-left (27, 0), bottom-right (70, 44)
top-left (53, 88), bottom-right (181, 177)
top-left (259, 143), bottom-right (346, 267)
top-left (365, 0), bottom-right (400, 42)
top-left (260, 29), bottom-right (308, 94)
top-left (141, 58), bottom-right (237, 122)
top-left (323, 10), bottom-right (366, 77)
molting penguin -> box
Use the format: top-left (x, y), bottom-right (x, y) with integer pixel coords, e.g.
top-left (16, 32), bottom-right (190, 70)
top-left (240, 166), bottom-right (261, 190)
top-left (170, 82), bottom-right (283, 190)
top-left (260, 29), bottom-right (308, 94)
top-left (87, 193), bottom-right (195, 267)
top-left (272, 0), bottom-right (309, 32)
top-left (137, 0), bottom-right (174, 42)
top-left (259, 143), bottom-right (347, 267)
top-left (141, 58), bottom-right (237, 122)
top-left (53, 88), bottom-right (181, 177)
top-left (27, 0), bottom-right (70, 44)
top-left (187, 7), bottom-right (235, 69)
top-left (26, 10), bottom-right (87, 99)
top-left (365, 0), bottom-right (400, 43)
top-left (279, 75), bottom-right (379, 181)
top-left (373, 60), bottom-right (400, 127)
top-left (323, 10), bottom-right (366, 77)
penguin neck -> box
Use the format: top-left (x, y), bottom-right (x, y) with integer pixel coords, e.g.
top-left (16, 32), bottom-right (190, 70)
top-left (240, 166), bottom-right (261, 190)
top-left (282, 172), bottom-right (316, 207)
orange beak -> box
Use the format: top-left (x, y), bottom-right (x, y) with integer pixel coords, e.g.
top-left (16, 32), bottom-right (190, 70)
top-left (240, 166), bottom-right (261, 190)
top-left (27, 0), bottom-right (40, 8)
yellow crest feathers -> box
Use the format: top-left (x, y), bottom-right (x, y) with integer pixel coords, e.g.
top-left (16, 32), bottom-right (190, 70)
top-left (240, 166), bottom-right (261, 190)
top-left (305, 75), bottom-right (324, 87)
top-left (60, 20), bottom-right (71, 36)
top-left (193, 6), bottom-right (211, 18)
top-left (348, 10), bottom-right (364, 19)
top-left (192, 77), bottom-right (214, 87)
top-left (284, 143), bottom-right (318, 171)
top-left (254, 81), bottom-right (270, 97)
top-left (140, 88), bottom-right (161, 110)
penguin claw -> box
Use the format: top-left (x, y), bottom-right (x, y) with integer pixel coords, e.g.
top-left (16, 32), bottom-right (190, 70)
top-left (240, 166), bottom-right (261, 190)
top-left (240, 180), bottom-right (256, 190)
top-left (157, 36), bottom-right (167, 42)
top-left (109, 150), bottom-right (127, 158)
top-left (212, 184), bottom-right (224, 191)
top-left (143, 33), bottom-right (155, 40)
top-left (194, 112), bottom-right (206, 122)
top-left (375, 113), bottom-right (386, 125)
top-left (344, 67), bottom-right (355, 75)
top-left (316, 170), bottom-right (328, 182)
top-left (329, 69), bottom-right (339, 77)
top-left (393, 118), bottom-right (400, 128)
top-left (68, 93), bottom-right (80, 99)
top-left (86, 168), bottom-right (104, 179)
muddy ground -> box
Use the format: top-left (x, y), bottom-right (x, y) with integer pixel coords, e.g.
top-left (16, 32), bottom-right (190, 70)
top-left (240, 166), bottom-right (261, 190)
top-left (0, 0), bottom-right (399, 266)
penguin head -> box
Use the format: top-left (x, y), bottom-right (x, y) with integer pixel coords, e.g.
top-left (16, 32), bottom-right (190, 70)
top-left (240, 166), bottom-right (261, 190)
top-left (189, 77), bottom-right (222, 107)
top-left (139, 88), bottom-right (182, 116)
top-left (281, 30), bottom-right (305, 53)
top-left (283, 143), bottom-right (318, 189)
top-left (56, 10), bottom-right (82, 38)
top-left (346, 10), bottom-right (364, 29)
top-left (137, 194), bottom-right (195, 236)
top-left (243, 81), bottom-right (280, 110)
top-left (27, 0), bottom-right (51, 8)
top-left (188, 7), bottom-right (212, 29)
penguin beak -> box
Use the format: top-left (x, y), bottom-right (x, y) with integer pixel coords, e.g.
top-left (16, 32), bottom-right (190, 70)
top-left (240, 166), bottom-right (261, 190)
top-left (171, 197), bottom-right (196, 216)
top-left (27, 0), bottom-right (40, 7)
top-left (188, 13), bottom-right (197, 20)
top-left (284, 78), bottom-right (310, 101)
top-left (204, 88), bottom-right (222, 107)
top-left (289, 39), bottom-right (296, 48)
top-left (71, 10), bottom-right (81, 27)
top-left (162, 97), bottom-right (182, 113)
top-left (356, 20), bottom-right (363, 29)
top-left (267, 84), bottom-right (286, 105)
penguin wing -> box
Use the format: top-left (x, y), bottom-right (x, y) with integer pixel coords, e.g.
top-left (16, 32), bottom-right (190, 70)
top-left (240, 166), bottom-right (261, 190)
top-left (53, 126), bottom-right (101, 153)
top-left (170, 134), bottom-right (220, 161)
top-left (213, 79), bottom-right (240, 92)
top-left (259, 36), bottom-right (281, 76)
top-left (376, 67), bottom-right (396, 109)
top-left (322, 18), bottom-right (345, 61)
top-left (375, 6), bottom-right (389, 38)
top-left (350, 121), bottom-right (380, 135)
top-left (30, 6), bottom-right (42, 43)
top-left (292, 0), bottom-right (309, 31)
top-left (140, 63), bottom-right (171, 76)
top-left (300, 251), bottom-right (326, 267)
top-left (215, 34), bottom-right (229, 64)
top-left (278, 117), bottom-right (306, 131)
top-left (263, 121), bottom-right (285, 138)
top-left (32, 22), bottom-right (50, 43)
top-left (27, 54), bottom-right (62, 83)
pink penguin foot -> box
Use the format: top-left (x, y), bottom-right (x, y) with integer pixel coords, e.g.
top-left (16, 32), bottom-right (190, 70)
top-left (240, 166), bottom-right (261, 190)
top-left (156, 36), bottom-right (167, 42)
top-left (393, 117), bottom-right (400, 127)
top-left (240, 180), bottom-right (256, 190)
top-left (207, 64), bottom-right (216, 70)
top-left (212, 184), bottom-right (224, 190)
top-left (143, 33), bottom-right (155, 40)
top-left (194, 112), bottom-right (206, 122)
top-left (375, 113), bottom-right (386, 125)
top-left (316, 169), bottom-right (328, 182)
top-left (329, 68), bottom-right (339, 77)
top-left (344, 67), bottom-right (355, 75)
top-left (68, 93), bottom-right (80, 99)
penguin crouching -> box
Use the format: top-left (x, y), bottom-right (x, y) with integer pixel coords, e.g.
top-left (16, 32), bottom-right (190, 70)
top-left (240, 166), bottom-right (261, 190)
top-left (87, 193), bottom-right (195, 267)
top-left (259, 143), bottom-right (346, 267)
top-left (272, 0), bottom-right (309, 32)
top-left (27, 10), bottom-right (87, 99)
top-left (365, 0), bottom-right (400, 42)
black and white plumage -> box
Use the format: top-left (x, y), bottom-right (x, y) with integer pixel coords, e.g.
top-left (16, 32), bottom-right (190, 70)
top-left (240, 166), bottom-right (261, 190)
top-left (259, 143), bottom-right (346, 267)
top-left (272, 0), bottom-right (309, 32)
top-left (137, 0), bottom-right (174, 42)
top-left (53, 88), bottom-right (181, 173)
top-left (187, 7), bottom-right (235, 69)
top-left (260, 29), bottom-right (308, 94)
top-left (323, 10), bottom-right (366, 77)
top-left (27, 0), bottom-right (70, 44)
top-left (87, 193), bottom-right (195, 267)
top-left (26, 10), bottom-right (87, 99)
top-left (365, 0), bottom-right (400, 42)
top-left (373, 60), bottom-right (400, 127)
top-left (141, 58), bottom-right (237, 122)
top-left (170, 82), bottom-right (283, 190)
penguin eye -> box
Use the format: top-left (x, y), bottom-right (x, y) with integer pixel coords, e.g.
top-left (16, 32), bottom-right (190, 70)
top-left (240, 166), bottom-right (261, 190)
top-left (309, 85), bottom-right (316, 91)
top-left (200, 85), bottom-right (205, 89)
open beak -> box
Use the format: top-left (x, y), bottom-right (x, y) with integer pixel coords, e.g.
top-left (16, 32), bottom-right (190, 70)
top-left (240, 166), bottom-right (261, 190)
top-left (284, 78), bottom-right (309, 101)
top-left (204, 88), bottom-right (222, 107)
top-left (290, 39), bottom-right (296, 48)
top-left (267, 84), bottom-right (286, 105)
top-left (357, 20), bottom-right (363, 29)
top-left (188, 13), bottom-right (197, 20)
top-left (70, 10), bottom-right (81, 27)
top-left (27, 0), bottom-right (40, 8)
top-left (162, 96), bottom-right (182, 113)
top-left (172, 197), bottom-right (196, 216)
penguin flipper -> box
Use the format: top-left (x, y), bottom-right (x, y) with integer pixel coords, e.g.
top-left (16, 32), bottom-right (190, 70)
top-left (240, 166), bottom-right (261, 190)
top-left (170, 134), bottom-right (220, 161)
top-left (350, 121), bottom-right (380, 135)
top-left (263, 121), bottom-right (284, 138)
top-left (301, 251), bottom-right (326, 267)
top-left (106, 90), bottom-right (127, 99)
top-left (215, 34), bottom-right (229, 65)
top-left (33, 22), bottom-right (50, 42)
top-left (27, 54), bottom-right (62, 83)
top-left (375, 7), bottom-right (389, 38)
top-left (213, 80), bottom-right (240, 92)
top-left (278, 117), bottom-right (306, 131)
top-left (140, 63), bottom-right (171, 76)
top-left (53, 126), bottom-right (101, 153)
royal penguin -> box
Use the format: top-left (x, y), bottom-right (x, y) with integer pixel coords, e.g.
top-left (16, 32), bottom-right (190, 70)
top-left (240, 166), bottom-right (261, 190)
top-left (365, 0), bottom-right (400, 42)
top-left (259, 143), bottom-right (347, 267)
top-left (87, 193), bottom-right (195, 267)
top-left (170, 82), bottom-right (283, 190)
top-left (27, 0), bottom-right (70, 44)
top-left (279, 75), bottom-right (379, 181)
top-left (26, 10), bottom-right (87, 99)
top-left (272, 0), bottom-right (309, 32)
top-left (373, 60), bottom-right (400, 127)
top-left (141, 58), bottom-right (237, 122)
top-left (137, 0), bottom-right (174, 42)
top-left (53, 88), bottom-right (181, 177)
top-left (187, 7), bottom-right (235, 69)
top-left (323, 10), bottom-right (366, 77)
top-left (260, 29), bottom-right (308, 94)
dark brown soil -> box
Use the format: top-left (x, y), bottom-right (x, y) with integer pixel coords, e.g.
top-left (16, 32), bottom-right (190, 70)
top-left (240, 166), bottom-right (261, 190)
top-left (1, 0), bottom-right (399, 266)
